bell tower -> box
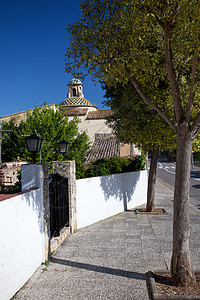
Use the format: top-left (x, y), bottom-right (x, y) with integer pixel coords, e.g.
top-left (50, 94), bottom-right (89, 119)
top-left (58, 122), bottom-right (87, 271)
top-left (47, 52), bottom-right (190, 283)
top-left (67, 78), bottom-right (84, 98)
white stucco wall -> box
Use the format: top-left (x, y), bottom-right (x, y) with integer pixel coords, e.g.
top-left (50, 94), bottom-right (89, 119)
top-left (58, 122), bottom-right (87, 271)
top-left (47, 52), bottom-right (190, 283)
top-left (0, 189), bottom-right (44, 300)
top-left (79, 119), bottom-right (112, 142)
top-left (76, 170), bottom-right (147, 229)
top-left (68, 115), bottom-right (112, 143)
top-left (21, 164), bottom-right (45, 260)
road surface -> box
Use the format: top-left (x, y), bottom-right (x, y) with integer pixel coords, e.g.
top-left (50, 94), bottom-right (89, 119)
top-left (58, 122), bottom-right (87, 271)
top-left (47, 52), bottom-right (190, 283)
top-left (153, 158), bottom-right (200, 211)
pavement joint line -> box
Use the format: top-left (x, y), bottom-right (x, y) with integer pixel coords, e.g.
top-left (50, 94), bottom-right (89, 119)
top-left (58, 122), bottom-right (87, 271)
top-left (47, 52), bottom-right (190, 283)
top-left (136, 209), bottom-right (169, 272)
top-left (147, 217), bottom-right (169, 271)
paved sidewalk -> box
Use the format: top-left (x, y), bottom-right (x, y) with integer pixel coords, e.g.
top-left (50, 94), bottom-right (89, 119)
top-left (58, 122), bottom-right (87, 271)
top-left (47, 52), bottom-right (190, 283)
top-left (15, 182), bottom-right (200, 300)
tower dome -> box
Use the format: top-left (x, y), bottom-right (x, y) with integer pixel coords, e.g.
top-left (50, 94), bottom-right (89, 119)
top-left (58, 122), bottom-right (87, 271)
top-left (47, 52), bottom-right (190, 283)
top-left (68, 78), bottom-right (83, 85)
top-left (60, 97), bottom-right (94, 107)
top-left (60, 78), bottom-right (97, 110)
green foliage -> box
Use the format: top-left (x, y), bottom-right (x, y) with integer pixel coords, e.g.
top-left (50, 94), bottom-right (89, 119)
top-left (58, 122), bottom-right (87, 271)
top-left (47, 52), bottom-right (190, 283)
top-left (1, 119), bottom-right (25, 162)
top-left (42, 259), bottom-right (50, 266)
top-left (75, 161), bottom-right (87, 179)
top-left (12, 169), bottom-right (21, 193)
top-left (67, 131), bottom-right (90, 163)
top-left (1, 104), bottom-right (90, 165)
top-left (193, 152), bottom-right (200, 159)
top-left (103, 82), bottom-right (176, 151)
top-left (77, 155), bottom-right (147, 179)
top-left (87, 157), bottom-right (119, 177)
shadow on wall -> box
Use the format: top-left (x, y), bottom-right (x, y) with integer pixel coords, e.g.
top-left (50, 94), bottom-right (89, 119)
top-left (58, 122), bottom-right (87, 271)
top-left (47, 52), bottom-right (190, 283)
top-left (21, 164), bottom-right (45, 234)
top-left (100, 172), bottom-right (141, 211)
top-left (24, 189), bottom-right (44, 234)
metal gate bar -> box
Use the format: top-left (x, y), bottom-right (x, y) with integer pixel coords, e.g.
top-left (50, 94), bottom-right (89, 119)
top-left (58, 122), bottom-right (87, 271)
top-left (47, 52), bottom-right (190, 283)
top-left (49, 174), bottom-right (69, 238)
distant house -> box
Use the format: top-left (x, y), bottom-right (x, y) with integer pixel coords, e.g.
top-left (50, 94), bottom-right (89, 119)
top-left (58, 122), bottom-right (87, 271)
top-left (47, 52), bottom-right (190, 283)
top-left (0, 104), bottom-right (56, 125)
top-left (0, 78), bottom-right (141, 162)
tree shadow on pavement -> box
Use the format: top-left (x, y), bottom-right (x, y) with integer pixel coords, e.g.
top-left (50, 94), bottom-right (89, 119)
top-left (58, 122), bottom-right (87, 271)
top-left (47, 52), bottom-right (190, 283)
top-left (51, 257), bottom-right (146, 280)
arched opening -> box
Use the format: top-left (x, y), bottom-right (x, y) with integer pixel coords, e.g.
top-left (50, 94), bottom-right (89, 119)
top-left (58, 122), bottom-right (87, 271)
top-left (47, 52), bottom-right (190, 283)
top-left (73, 88), bottom-right (76, 96)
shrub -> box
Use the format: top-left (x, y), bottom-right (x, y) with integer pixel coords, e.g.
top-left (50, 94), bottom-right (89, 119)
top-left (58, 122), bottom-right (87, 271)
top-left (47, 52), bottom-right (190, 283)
top-left (75, 161), bottom-right (87, 179)
top-left (76, 155), bottom-right (147, 179)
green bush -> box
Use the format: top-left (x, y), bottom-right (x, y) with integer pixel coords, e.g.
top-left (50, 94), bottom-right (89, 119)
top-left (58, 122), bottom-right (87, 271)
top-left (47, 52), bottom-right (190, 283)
top-left (75, 161), bottom-right (87, 179)
top-left (76, 155), bottom-right (147, 179)
top-left (194, 151), bottom-right (200, 159)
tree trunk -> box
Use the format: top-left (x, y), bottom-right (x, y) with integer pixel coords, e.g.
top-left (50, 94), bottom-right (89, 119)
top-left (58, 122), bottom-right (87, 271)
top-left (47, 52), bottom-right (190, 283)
top-left (146, 146), bottom-right (159, 212)
top-left (171, 134), bottom-right (196, 286)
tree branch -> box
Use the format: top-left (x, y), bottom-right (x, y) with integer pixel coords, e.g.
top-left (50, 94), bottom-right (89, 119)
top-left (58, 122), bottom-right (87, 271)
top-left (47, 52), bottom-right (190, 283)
top-left (146, 5), bottom-right (164, 28)
top-left (152, 1), bottom-right (180, 28)
top-left (191, 111), bottom-right (200, 139)
top-left (130, 77), bottom-right (177, 133)
top-left (186, 48), bottom-right (200, 123)
top-left (152, 13), bottom-right (164, 28)
top-left (169, 3), bottom-right (181, 23)
top-left (164, 22), bottom-right (184, 124)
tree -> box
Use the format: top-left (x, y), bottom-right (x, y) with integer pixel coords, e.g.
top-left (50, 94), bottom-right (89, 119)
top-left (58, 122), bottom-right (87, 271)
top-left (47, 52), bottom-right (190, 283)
top-left (103, 82), bottom-right (176, 212)
top-left (2, 104), bottom-right (90, 166)
top-left (1, 119), bottom-right (25, 162)
top-left (66, 0), bottom-right (200, 286)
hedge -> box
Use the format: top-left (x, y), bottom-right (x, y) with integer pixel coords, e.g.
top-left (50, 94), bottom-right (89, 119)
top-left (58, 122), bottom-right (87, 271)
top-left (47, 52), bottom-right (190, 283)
top-left (76, 155), bottom-right (147, 179)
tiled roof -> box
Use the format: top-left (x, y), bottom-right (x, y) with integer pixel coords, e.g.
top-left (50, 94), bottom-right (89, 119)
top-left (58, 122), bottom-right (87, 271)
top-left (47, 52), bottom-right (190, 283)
top-left (86, 110), bottom-right (113, 120)
top-left (64, 108), bottom-right (88, 116)
top-left (85, 134), bottom-right (120, 163)
top-left (60, 97), bottom-right (94, 107)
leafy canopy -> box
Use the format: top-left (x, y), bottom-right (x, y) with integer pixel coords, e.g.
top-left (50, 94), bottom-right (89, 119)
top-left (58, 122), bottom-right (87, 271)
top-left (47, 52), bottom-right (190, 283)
top-left (103, 82), bottom-right (176, 151)
top-left (1, 104), bottom-right (90, 164)
top-left (66, 0), bottom-right (200, 137)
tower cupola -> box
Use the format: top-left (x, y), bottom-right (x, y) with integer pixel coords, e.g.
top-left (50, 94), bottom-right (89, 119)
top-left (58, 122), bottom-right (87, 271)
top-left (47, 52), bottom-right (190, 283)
top-left (67, 78), bottom-right (84, 98)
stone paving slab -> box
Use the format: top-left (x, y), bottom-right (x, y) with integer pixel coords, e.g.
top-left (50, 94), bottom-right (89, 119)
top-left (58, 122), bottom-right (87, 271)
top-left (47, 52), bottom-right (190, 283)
top-left (15, 181), bottom-right (200, 300)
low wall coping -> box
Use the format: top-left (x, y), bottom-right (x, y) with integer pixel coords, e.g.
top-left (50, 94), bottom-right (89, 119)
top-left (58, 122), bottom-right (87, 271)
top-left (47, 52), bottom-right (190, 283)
top-left (0, 188), bottom-right (38, 202)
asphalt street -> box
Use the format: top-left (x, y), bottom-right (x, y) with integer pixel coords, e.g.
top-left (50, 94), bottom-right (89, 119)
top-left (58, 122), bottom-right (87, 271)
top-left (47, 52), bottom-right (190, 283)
top-left (155, 158), bottom-right (200, 211)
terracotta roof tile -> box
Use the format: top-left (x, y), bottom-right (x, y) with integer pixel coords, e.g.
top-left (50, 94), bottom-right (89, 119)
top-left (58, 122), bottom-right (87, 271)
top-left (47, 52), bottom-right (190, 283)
top-left (86, 110), bottom-right (113, 120)
top-left (64, 108), bottom-right (88, 116)
top-left (85, 134), bottom-right (119, 163)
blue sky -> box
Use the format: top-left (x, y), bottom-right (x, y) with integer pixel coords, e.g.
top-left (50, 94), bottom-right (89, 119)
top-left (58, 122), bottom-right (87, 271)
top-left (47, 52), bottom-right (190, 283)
top-left (0, 0), bottom-right (106, 117)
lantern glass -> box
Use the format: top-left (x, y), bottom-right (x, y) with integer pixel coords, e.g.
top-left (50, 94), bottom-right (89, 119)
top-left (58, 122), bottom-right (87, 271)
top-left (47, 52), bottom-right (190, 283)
top-left (58, 140), bottom-right (70, 154)
top-left (25, 134), bottom-right (43, 153)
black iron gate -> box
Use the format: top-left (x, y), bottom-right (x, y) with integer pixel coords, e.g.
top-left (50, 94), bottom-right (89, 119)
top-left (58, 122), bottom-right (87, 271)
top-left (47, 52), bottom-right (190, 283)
top-left (49, 173), bottom-right (69, 238)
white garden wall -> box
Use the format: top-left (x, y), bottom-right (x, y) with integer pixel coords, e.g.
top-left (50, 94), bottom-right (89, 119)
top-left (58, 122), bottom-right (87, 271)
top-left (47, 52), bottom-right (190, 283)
top-left (0, 189), bottom-right (44, 300)
top-left (76, 170), bottom-right (147, 229)
top-left (0, 164), bottom-right (48, 300)
top-left (0, 164), bottom-right (147, 299)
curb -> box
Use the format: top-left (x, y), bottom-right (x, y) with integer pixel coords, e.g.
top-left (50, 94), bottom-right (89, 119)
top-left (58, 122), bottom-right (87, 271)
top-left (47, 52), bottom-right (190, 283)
top-left (147, 270), bottom-right (200, 300)
top-left (135, 208), bottom-right (167, 215)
